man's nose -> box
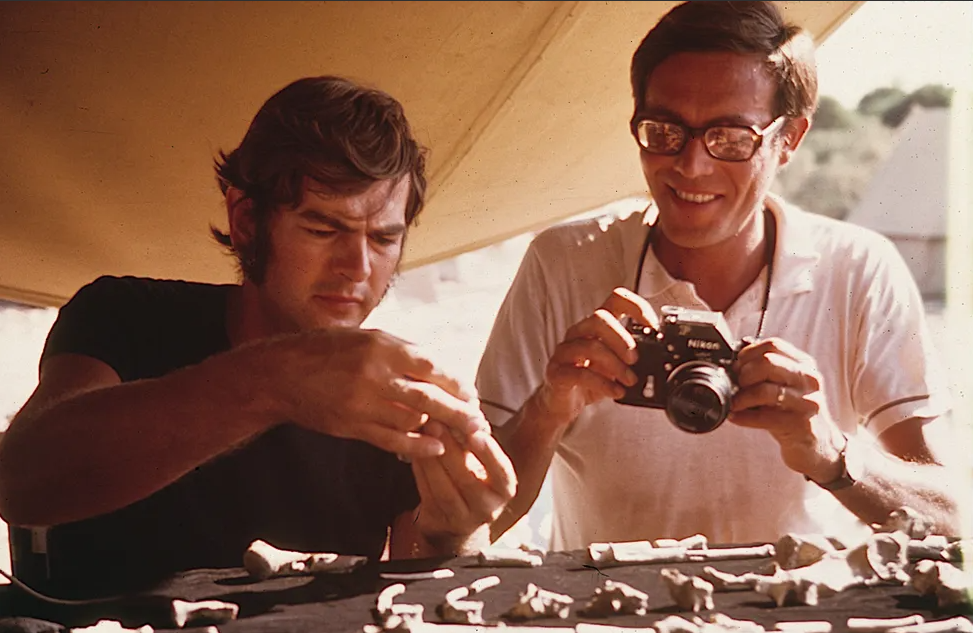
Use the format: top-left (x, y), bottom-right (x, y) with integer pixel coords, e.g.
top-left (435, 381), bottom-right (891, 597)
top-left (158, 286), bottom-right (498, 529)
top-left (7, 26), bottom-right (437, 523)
top-left (332, 234), bottom-right (371, 282)
top-left (673, 136), bottom-right (715, 179)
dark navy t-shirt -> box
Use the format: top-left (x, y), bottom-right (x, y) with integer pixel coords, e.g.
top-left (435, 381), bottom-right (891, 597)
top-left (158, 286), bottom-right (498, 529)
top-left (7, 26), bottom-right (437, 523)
top-left (24, 275), bottom-right (419, 593)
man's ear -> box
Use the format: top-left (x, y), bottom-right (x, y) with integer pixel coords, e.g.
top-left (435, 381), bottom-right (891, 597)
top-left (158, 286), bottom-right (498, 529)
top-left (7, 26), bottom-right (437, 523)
top-left (778, 116), bottom-right (811, 168)
top-left (225, 187), bottom-right (255, 251)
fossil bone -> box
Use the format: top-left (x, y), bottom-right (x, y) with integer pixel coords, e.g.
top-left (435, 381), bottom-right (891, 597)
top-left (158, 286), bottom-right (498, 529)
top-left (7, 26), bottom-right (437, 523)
top-left (373, 583), bottom-right (425, 631)
top-left (885, 618), bottom-right (973, 633)
top-left (503, 583), bottom-right (574, 620)
top-left (696, 613), bottom-right (766, 633)
top-left (773, 622), bottom-right (832, 633)
top-left (873, 506), bottom-right (935, 540)
top-left (476, 546), bottom-right (544, 567)
top-left (588, 541), bottom-right (772, 568)
top-left (577, 579), bottom-right (649, 618)
top-left (380, 569), bottom-right (455, 581)
top-left (171, 599), bottom-right (239, 628)
top-left (654, 615), bottom-right (703, 633)
top-left (699, 566), bottom-right (765, 592)
top-left (774, 533), bottom-right (840, 570)
top-left (660, 568), bottom-right (714, 613)
top-left (910, 559), bottom-right (973, 608)
top-left (243, 539), bottom-right (367, 580)
top-left (848, 616), bottom-right (927, 632)
top-left (70, 623), bottom-right (154, 633)
top-left (436, 575), bottom-right (501, 624)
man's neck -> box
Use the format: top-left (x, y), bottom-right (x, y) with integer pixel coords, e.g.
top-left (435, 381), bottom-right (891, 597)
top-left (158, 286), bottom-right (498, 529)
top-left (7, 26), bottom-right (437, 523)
top-left (652, 208), bottom-right (770, 313)
top-left (224, 282), bottom-right (275, 347)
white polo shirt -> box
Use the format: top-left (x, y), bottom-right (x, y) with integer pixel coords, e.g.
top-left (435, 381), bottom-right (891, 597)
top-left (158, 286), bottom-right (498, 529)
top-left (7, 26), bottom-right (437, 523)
top-left (475, 195), bottom-right (951, 550)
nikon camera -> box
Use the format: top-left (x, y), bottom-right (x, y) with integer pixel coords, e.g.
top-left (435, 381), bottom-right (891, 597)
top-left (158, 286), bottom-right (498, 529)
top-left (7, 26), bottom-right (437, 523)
top-left (615, 305), bottom-right (742, 434)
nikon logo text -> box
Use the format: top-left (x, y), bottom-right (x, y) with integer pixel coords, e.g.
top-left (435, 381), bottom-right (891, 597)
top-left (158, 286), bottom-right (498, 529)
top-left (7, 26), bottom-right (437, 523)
top-left (687, 339), bottom-right (720, 350)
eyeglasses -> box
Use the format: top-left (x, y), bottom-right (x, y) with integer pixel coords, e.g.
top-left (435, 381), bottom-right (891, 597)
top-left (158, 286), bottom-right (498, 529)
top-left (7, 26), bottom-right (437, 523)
top-left (632, 116), bottom-right (787, 162)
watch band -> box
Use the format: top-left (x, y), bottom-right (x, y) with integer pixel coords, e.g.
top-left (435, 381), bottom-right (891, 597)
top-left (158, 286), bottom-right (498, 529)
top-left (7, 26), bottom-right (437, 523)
top-left (805, 433), bottom-right (858, 491)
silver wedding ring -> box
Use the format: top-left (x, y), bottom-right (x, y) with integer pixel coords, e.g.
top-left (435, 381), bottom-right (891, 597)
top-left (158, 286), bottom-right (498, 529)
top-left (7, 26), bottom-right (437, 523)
top-left (776, 384), bottom-right (787, 406)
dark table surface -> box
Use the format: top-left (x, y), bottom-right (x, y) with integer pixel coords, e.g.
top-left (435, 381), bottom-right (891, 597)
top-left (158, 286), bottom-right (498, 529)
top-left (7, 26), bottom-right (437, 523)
top-left (2, 550), bottom-right (970, 632)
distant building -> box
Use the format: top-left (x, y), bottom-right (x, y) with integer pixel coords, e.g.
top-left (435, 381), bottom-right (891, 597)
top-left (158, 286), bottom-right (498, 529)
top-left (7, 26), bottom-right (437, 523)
top-left (845, 107), bottom-right (949, 301)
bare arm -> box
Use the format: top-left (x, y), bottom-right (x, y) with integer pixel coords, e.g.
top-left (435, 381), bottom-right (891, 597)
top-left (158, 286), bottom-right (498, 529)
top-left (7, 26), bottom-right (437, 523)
top-left (0, 350), bottom-right (273, 527)
top-left (0, 328), bottom-right (488, 529)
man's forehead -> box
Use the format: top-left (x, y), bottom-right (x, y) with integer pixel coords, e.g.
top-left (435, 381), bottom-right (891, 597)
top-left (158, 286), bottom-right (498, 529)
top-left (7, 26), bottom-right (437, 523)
top-left (299, 176), bottom-right (409, 222)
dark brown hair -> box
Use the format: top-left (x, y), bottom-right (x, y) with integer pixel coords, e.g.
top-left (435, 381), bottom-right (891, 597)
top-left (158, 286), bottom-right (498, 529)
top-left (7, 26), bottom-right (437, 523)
top-left (212, 76), bottom-right (428, 283)
top-left (630, 1), bottom-right (817, 126)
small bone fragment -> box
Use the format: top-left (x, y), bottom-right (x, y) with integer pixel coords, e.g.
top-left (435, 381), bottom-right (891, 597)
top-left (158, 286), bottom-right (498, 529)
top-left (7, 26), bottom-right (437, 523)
top-left (774, 534), bottom-right (838, 570)
top-left (504, 583), bottom-right (574, 620)
top-left (70, 623), bottom-right (153, 633)
top-left (756, 576), bottom-right (819, 607)
top-left (654, 615), bottom-right (702, 633)
top-left (171, 599), bottom-right (239, 628)
top-left (945, 539), bottom-right (973, 564)
top-left (243, 539), bottom-right (367, 580)
top-left (699, 566), bottom-right (761, 591)
top-left (678, 534), bottom-right (709, 550)
top-left (477, 546), bottom-right (544, 567)
top-left (380, 569), bottom-right (455, 581)
top-left (372, 583), bottom-right (425, 630)
top-left (848, 616), bottom-right (927, 632)
top-left (909, 560), bottom-right (973, 608)
top-left (436, 575), bottom-right (501, 625)
top-left (907, 536), bottom-right (951, 562)
top-left (576, 625), bottom-right (657, 633)
top-left (660, 568), bottom-right (714, 613)
top-left (873, 507), bottom-right (935, 539)
top-left (578, 579), bottom-right (649, 617)
top-left (655, 538), bottom-right (680, 548)
top-left (844, 531), bottom-right (910, 582)
top-left (697, 613), bottom-right (766, 633)
top-left (773, 622), bottom-right (832, 633)
top-left (885, 618), bottom-right (973, 633)
top-left (587, 541), bottom-right (688, 566)
top-left (687, 544), bottom-right (776, 562)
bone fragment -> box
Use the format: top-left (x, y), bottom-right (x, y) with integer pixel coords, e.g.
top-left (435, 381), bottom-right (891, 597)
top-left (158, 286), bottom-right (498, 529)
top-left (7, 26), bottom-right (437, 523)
top-left (756, 576), bottom-right (819, 607)
top-left (844, 531), bottom-right (910, 582)
top-left (847, 616), bottom-right (927, 632)
top-left (774, 534), bottom-right (839, 570)
top-left (576, 625), bottom-right (658, 633)
top-left (945, 539), bottom-right (973, 564)
top-left (907, 536), bottom-right (951, 562)
top-left (660, 568), bottom-right (714, 613)
top-left (654, 615), bottom-right (702, 633)
top-left (436, 575), bottom-right (501, 624)
top-left (686, 544), bottom-right (776, 562)
top-left (243, 539), bottom-right (367, 580)
top-left (373, 583), bottom-right (425, 631)
top-left (696, 613), bottom-right (766, 633)
top-left (885, 618), bottom-right (973, 633)
top-left (578, 579), bottom-right (649, 618)
top-left (70, 622), bottom-right (153, 633)
top-left (503, 583), bottom-right (574, 620)
top-left (773, 622), bottom-right (832, 633)
top-left (699, 566), bottom-right (762, 592)
top-left (380, 569), bottom-right (455, 581)
top-left (171, 599), bottom-right (239, 628)
top-left (909, 560), bottom-right (973, 608)
top-left (678, 534), bottom-right (709, 550)
top-left (873, 507), bottom-right (935, 540)
top-left (477, 546), bottom-right (544, 567)
top-left (655, 538), bottom-right (681, 548)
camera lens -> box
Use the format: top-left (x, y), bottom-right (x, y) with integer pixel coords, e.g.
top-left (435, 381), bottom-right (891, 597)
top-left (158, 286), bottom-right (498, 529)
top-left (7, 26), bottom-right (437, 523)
top-left (665, 363), bottom-right (734, 434)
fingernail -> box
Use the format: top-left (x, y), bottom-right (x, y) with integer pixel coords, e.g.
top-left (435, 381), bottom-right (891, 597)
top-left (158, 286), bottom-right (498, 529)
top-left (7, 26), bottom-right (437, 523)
top-left (424, 441), bottom-right (445, 458)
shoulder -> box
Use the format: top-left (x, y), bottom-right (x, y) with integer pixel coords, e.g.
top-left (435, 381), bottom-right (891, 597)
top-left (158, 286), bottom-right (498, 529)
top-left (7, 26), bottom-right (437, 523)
top-left (67, 275), bottom-right (229, 312)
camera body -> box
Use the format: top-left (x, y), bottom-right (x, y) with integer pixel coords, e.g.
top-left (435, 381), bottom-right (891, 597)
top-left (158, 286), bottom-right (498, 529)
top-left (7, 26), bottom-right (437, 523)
top-left (616, 305), bottom-right (742, 433)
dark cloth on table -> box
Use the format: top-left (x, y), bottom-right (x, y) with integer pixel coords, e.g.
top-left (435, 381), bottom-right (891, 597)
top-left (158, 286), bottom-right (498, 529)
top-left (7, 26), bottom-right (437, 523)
top-left (11, 275), bottom-right (419, 597)
top-left (2, 551), bottom-right (970, 632)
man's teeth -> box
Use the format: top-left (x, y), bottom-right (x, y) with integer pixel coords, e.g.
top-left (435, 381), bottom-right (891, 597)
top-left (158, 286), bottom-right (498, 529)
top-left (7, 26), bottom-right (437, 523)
top-left (674, 190), bottom-right (717, 203)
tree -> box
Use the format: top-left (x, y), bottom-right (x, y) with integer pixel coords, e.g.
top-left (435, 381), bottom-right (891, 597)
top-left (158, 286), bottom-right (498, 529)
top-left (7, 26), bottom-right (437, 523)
top-left (814, 95), bottom-right (857, 130)
top-left (857, 87), bottom-right (908, 117)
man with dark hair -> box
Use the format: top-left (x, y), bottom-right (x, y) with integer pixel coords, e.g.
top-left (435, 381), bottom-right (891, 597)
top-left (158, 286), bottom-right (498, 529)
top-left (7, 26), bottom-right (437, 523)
top-left (478, 1), bottom-right (965, 551)
top-left (0, 75), bottom-right (516, 595)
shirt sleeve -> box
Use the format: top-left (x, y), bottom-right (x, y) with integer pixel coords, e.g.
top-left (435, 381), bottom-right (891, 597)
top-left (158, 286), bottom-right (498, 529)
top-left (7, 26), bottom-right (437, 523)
top-left (41, 275), bottom-right (142, 381)
top-left (850, 236), bottom-right (952, 436)
top-left (475, 240), bottom-right (558, 429)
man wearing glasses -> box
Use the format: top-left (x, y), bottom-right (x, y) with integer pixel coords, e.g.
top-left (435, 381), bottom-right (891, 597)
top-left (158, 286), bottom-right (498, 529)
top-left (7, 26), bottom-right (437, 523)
top-left (476, 0), bottom-right (965, 551)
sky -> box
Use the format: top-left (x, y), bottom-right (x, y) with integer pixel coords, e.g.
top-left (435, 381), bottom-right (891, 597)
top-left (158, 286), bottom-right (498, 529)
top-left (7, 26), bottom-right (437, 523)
top-left (816, 1), bottom-right (973, 109)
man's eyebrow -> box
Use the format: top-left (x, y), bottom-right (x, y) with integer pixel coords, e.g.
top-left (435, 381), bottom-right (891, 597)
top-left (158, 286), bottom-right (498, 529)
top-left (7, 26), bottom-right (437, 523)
top-left (297, 208), bottom-right (406, 236)
top-left (640, 106), bottom-right (758, 127)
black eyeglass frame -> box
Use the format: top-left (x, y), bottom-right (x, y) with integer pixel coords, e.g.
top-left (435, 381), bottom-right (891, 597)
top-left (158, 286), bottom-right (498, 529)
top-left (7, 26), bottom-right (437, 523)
top-left (631, 115), bottom-right (788, 162)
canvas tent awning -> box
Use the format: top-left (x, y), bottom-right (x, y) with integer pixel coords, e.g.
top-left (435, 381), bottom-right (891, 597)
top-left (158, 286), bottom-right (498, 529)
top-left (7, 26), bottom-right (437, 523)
top-left (0, 1), bottom-right (862, 308)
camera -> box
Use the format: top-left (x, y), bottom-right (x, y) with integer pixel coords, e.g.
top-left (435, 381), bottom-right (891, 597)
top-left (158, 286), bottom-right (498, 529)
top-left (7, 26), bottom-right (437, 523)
top-left (615, 305), bottom-right (742, 434)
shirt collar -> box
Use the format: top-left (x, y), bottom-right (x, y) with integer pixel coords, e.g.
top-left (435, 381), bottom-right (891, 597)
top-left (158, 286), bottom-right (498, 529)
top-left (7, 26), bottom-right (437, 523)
top-left (633, 193), bottom-right (820, 302)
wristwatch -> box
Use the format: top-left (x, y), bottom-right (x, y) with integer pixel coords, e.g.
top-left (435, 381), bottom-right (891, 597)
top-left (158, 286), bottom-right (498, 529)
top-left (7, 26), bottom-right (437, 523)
top-left (806, 433), bottom-right (863, 492)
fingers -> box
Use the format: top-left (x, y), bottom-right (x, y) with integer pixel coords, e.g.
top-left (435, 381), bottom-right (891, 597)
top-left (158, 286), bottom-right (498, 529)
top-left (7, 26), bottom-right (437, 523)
top-left (389, 378), bottom-right (489, 436)
top-left (436, 430), bottom-right (509, 523)
top-left (602, 287), bottom-right (660, 328)
top-left (465, 431), bottom-right (518, 500)
top-left (355, 423), bottom-right (445, 460)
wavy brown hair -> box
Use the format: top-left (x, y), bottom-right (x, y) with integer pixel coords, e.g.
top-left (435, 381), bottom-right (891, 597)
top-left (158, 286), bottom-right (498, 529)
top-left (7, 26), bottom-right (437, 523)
top-left (630, 1), bottom-right (817, 127)
top-left (212, 76), bottom-right (428, 283)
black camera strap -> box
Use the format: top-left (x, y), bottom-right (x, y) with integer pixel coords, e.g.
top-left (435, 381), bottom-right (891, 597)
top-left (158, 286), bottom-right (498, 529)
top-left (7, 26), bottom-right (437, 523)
top-left (633, 206), bottom-right (777, 340)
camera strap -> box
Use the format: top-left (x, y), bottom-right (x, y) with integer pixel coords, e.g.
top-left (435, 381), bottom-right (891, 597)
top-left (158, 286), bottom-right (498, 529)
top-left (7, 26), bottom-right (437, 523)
top-left (633, 206), bottom-right (777, 340)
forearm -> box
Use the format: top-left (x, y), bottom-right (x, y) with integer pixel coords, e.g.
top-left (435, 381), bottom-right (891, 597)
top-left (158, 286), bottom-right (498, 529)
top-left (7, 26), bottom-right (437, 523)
top-left (0, 351), bottom-right (276, 527)
top-left (489, 386), bottom-right (572, 542)
top-left (828, 439), bottom-right (966, 535)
